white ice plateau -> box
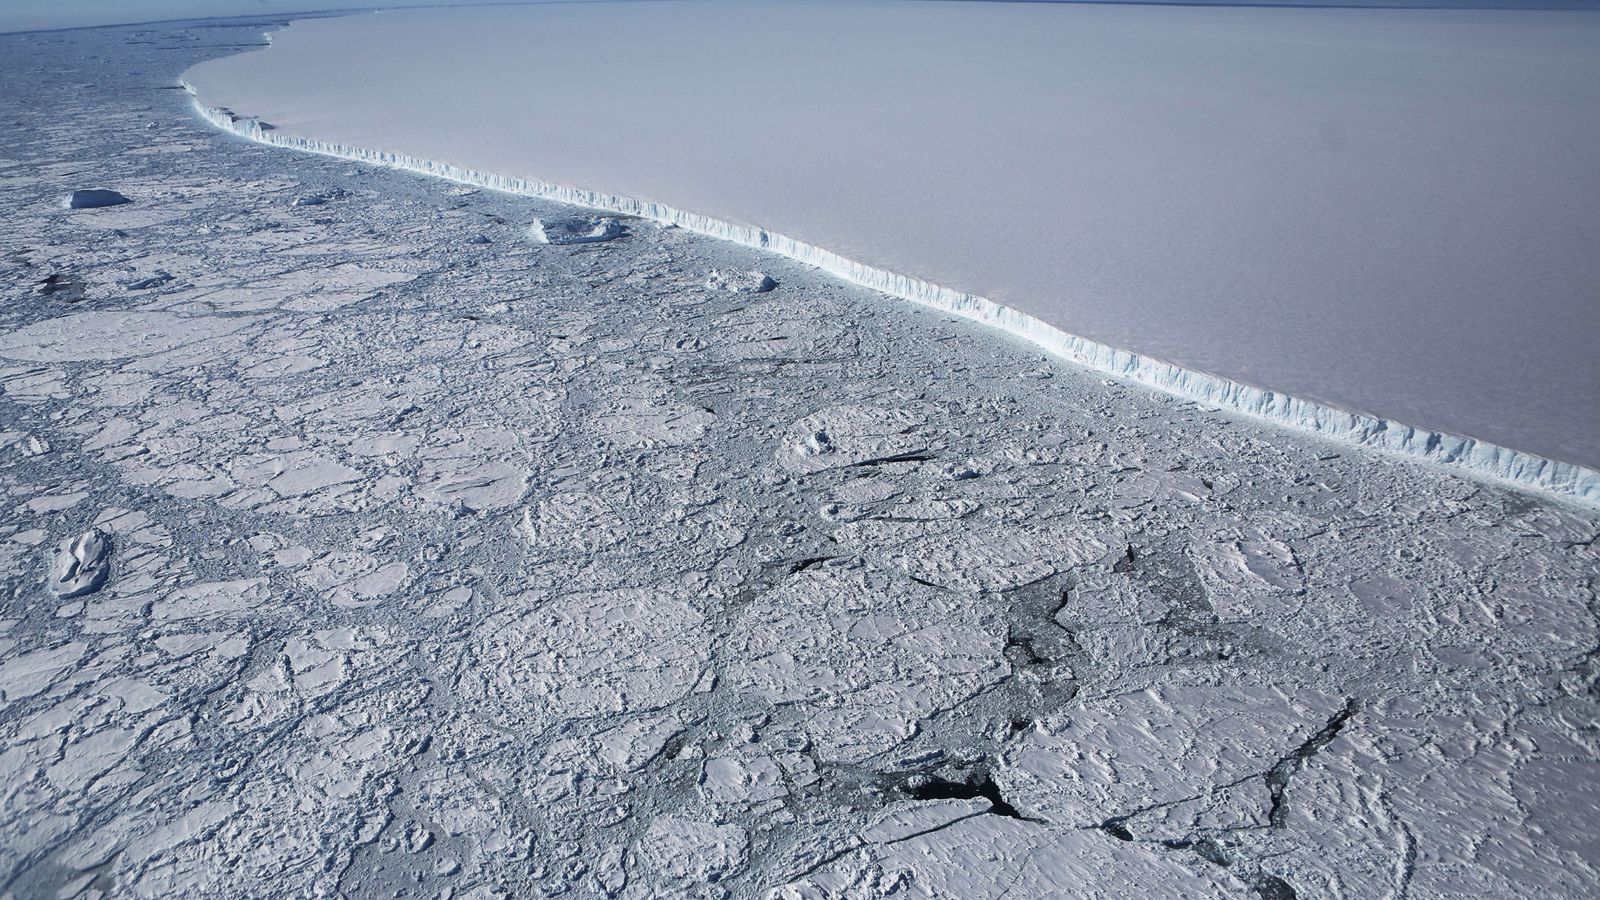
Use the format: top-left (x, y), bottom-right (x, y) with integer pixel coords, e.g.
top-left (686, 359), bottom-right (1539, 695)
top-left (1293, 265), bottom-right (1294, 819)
top-left (180, 0), bottom-right (1600, 501)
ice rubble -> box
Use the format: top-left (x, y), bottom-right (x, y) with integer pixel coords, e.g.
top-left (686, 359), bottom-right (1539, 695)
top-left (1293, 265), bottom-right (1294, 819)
top-left (184, 89), bottom-right (1600, 507)
top-left (706, 268), bottom-right (776, 294)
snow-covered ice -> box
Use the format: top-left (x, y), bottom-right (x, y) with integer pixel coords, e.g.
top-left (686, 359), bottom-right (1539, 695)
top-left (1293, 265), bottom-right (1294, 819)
top-left (181, 0), bottom-right (1600, 482)
top-left (48, 529), bottom-right (111, 598)
top-left (2, 13), bottom-right (1599, 900)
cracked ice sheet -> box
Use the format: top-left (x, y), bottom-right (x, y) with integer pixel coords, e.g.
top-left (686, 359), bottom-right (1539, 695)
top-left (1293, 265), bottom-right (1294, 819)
top-left (1, 17), bottom-right (1599, 900)
top-left (778, 815), bottom-right (1244, 899)
top-left (995, 681), bottom-right (1348, 829)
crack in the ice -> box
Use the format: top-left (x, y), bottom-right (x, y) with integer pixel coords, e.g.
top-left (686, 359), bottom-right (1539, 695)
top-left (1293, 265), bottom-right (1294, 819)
top-left (1264, 697), bottom-right (1361, 829)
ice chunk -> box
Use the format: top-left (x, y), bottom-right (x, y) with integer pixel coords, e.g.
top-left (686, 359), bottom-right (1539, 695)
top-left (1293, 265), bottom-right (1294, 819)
top-left (63, 189), bottom-right (130, 209)
top-left (49, 529), bottom-right (111, 598)
top-left (124, 271), bottom-right (173, 291)
top-left (706, 269), bottom-right (775, 293)
top-left (528, 214), bottom-right (623, 245)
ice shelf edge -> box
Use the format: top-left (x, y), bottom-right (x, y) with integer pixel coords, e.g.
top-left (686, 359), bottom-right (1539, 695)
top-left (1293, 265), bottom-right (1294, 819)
top-left (183, 85), bottom-right (1600, 507)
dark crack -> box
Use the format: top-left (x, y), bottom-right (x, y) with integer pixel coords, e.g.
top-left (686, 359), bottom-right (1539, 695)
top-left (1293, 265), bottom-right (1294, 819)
top-left (1265, 697), bottom-right (1361, 829)
top-left (787, 556), bottom-right (836, 575)
top-left (899, 771), bottom-right (1040, 822)
top-left (844, 450), bottom-right (937, 468)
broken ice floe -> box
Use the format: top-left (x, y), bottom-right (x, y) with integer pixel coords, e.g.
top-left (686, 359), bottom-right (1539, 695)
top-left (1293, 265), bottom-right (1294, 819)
top-left (0, 310), bottom-right (263, 363)
top-left (49, 528), bottom-right (112, 598)
top-left (705, 269), bottom-right (776, 293)
top-left (528, 214), bottom-right (624, 245)
top-left (63, 188), bottom-right (130, 209)
top-left (0, 22), bottom-right (1593, 896)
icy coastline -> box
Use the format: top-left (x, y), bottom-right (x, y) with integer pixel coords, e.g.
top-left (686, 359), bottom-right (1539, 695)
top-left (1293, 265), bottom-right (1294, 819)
top-left (185, 89), bottom-right (1600, 505)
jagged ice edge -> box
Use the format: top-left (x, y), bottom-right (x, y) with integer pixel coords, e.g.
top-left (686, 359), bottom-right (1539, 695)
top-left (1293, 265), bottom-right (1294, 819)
top-left (183, 84), bottom-right (1600, 507)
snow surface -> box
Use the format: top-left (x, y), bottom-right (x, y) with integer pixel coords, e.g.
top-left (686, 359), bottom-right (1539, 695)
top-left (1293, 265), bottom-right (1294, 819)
top-left (180, 1), bottom-right (1600, 476)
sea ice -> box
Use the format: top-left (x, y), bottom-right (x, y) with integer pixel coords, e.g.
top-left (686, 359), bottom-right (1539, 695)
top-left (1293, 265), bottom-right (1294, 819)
top-left (3, 16), bottom-right (1599, 898)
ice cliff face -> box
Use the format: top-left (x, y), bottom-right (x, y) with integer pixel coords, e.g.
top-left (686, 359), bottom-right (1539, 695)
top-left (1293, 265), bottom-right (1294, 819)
top-left (184, 89), bottom-right (1600, 506)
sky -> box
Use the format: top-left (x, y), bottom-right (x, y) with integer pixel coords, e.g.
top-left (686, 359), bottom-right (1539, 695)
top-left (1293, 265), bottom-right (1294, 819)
top-left (5, 0), bottom-right (1598, 34)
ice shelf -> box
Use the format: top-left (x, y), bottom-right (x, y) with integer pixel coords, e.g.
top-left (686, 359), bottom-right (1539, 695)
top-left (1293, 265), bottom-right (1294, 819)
top-left (185, 87), bottom-right (1600, 506)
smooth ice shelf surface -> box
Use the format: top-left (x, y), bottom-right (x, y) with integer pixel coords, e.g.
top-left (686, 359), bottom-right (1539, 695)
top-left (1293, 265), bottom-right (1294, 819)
top-left (182, 1), bottom-right (1600, 479)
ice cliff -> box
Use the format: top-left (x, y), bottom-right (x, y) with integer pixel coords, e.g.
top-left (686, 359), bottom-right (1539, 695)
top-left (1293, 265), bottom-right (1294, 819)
top-left (185, 88), bottom-right (1600, 506)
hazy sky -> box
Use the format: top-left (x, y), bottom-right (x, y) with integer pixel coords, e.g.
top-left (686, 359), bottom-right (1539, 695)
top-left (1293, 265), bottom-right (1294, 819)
top-left (6, 0), bottom-right (1597, 34)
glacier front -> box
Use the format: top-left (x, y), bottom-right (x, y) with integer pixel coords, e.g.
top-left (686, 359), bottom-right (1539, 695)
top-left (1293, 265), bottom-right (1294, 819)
top-left (182, 0), bottom-right (1600, 496)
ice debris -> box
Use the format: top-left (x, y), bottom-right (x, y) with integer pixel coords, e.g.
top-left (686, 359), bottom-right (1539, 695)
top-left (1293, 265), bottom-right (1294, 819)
top-left (49, 528), bottom-right (112, 598)
top-left (528, 214), bottom-right (624, 245)
top-left (63, 189), bottom-right (130, 209)
top-left (706, 269), bottom-right (776, 293)
top-left (292, 187), bottom-right (345, 207)
top-left (124, 271), bottom-right (173, 291)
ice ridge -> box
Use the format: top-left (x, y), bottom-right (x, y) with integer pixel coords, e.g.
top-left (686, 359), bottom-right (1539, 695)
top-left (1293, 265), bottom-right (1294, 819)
top-left (183, 84), bottom-right (1600, 507)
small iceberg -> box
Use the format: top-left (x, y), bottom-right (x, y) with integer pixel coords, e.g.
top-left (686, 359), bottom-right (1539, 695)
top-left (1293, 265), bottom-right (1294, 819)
top-left (529, 214), bottom-right (624, 245)
top-left (64, 189), bottom-right (130, 209)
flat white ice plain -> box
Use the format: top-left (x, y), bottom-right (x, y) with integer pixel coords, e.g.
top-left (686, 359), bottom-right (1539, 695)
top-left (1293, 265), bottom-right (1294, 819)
top-left (182, 1), bottom-right (1600, 484)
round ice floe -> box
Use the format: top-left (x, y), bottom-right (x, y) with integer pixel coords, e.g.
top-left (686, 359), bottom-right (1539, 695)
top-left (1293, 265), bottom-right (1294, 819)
top-left (63, 189), bottom-right (130, 209)
top-left (50, 528), bottom-right (111, 598)
top-left (528, 214), bottom-right (624, 245)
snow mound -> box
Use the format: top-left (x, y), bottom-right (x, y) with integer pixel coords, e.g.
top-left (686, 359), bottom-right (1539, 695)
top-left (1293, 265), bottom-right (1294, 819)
top-left (528, 214), bottom-right (624, 245)
top-left (64, 189), bottom-right (130, 209)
